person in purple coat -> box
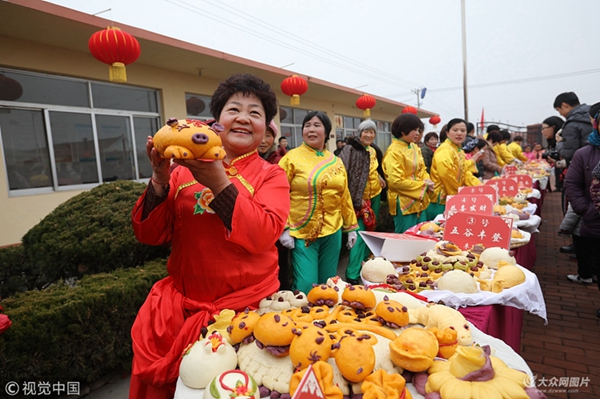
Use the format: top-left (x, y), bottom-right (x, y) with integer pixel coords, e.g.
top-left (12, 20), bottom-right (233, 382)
top-left (563, 102), bottom-right (600, 288)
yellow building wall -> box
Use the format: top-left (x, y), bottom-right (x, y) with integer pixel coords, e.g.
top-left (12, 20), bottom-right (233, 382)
top-left (0, 35), bottom-right (397, 246)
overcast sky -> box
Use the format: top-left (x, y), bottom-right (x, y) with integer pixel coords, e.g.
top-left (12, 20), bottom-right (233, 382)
top-left (47, 0), bottom-right (600, 130)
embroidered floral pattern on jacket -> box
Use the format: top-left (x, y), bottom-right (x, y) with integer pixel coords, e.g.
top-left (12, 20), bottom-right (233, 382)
top-left (194, 188), bottom-right (215, 215)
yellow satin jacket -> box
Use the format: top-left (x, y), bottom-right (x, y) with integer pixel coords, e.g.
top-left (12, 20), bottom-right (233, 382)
top-left (382, 138), bottom-right (430, 216)
top-left (494, 143), bottom-right (515, 167)
top-left (279, 143), bottom-right (358, 243)
top-left (430, 138), bottom-right (481, 205)
top-left (364, 146), bottom-right (382, 200)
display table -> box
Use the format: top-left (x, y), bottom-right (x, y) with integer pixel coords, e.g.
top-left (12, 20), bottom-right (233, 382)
top-left (458, 305), bottom-right (524, 354)
top-left (512, 234), bottom-right (537, 270)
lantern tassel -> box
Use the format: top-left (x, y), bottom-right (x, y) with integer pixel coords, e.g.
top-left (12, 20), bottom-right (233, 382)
top-left (363, 109), bottom-right (371, 118)
top-left (290, 94), bottom-right (300, 106)
top-left (109, 62), bottom-right (127, 83)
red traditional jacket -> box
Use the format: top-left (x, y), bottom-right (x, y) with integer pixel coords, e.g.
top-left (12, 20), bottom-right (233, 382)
top-left (129, 151), bottom-right (289, 398)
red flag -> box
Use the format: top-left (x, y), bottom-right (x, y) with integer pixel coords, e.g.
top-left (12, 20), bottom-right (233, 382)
top-left (480, 108), bottom-right (485, 131)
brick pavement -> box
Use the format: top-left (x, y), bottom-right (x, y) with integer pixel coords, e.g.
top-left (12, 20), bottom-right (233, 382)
top-left (521, 190), bottom-right (600, 399)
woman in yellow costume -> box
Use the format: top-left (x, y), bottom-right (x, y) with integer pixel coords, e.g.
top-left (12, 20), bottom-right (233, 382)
top-left (383, 113), bottom-right (433, 233)
top-left (428, 118), bottom-right (483, 219)
top-left (278, 111), bottom-right (358, 294)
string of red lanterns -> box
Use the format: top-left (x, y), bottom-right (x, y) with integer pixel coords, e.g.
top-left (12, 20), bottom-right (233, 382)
top-left (88, 26), bottom-right (141, 83)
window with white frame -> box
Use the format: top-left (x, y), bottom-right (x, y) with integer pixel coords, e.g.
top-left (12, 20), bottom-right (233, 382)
top-left (334, 114), bottom-right (392, 152)
top-left (279, 106), bottom-right (308, 149)
top-left (0, 68), bottom-right (160, 196)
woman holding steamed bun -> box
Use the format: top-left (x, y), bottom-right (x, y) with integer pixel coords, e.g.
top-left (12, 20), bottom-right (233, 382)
top-left (129, 74), bottom-right (290, 399)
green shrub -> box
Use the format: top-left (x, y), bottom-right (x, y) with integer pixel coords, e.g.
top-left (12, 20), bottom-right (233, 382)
top-left (0, 245), bottom-right (33, 299)
top-left (21, 180), bottom-right (170, 288)
top-left (0, 259), bottom-right (168, 386)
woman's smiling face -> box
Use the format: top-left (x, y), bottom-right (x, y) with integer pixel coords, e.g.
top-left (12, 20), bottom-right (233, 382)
top-left (217, 92), bottom-right (266, 159)
top-left (302, 116), bottom-right (326, 150)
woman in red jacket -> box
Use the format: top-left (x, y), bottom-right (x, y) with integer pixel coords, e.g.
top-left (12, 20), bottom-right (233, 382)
top-left (129, 74), bottom-right (290, 399)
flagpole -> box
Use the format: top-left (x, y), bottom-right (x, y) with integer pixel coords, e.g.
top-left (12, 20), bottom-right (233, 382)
top-left (461, 0), bottom-right (469, 122)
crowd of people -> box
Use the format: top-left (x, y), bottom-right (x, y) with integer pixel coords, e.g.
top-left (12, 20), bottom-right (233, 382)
top-left (127, 74), bottom-right (600, 397)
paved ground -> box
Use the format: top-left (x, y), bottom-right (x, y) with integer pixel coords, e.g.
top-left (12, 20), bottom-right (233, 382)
top-left (85, 190), bottom-right (600, 398)
top-left (520, 190), bottom-right (600, 399)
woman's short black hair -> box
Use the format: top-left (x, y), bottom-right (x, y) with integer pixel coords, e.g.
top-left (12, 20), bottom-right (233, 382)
top-left (488, 131), bottom-right (503, 144)
top-left (446, 118), bottom-right (467, 131)
top-left (210, 73), bottom-right (278, 124)
top-left (302, 110), bottom-right (332, 143)
top-left (391, 114), bottom-right (424, 138)
top-left (423, 132), bottom-right (439, 144)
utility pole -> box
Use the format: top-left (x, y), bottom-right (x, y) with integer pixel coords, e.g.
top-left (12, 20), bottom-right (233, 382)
top-left (412, 88), bottom-right (421, 109)
top-left (461, 0), bottom-right (469, 121)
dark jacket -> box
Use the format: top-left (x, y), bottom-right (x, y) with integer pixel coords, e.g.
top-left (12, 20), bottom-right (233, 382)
top-left (559, 104), bottom-right (593, 164)
top-left (338, 136), bottom-right (371, 209)
top-left (564, 144), bottom-right (600, 238)
top-left (421, 145), bottom-right (435, 174)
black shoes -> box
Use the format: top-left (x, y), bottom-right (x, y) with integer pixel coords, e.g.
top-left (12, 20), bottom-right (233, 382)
top-left (597, 309), bottom-right (600, 319)
top-left (559, 244), bottom-right (575, 254)
top-left (346, 278), bottom-right (360, 285)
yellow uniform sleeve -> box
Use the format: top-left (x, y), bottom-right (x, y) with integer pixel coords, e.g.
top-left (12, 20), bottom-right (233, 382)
top-left (508, 142), bottom-right (527, 162)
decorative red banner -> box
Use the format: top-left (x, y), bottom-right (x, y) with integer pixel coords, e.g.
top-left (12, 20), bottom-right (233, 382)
top-left (443, 212), bottom-right (513, 250)
top-left (503, 165), bottom-right (518, 175)
top-left (484, 177), bottom-right (519, 197)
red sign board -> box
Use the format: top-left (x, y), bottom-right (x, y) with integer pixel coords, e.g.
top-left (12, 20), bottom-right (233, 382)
top-left (291, 364), bottom-right (325, 399)
top-left (484, 178), bottom-right (519, 197)
top-left (506, 174), bottom-right (533, 189)
top-left (444, 194), bottom-right (494, 219)
top-left (458, 184), bottom-right (498, 205)
top-left (503, 165), bottom-right (518, 175)
top-left (443, 212), bottom-right (513, 250)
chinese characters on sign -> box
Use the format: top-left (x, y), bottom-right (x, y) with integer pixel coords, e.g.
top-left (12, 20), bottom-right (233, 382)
top-left (444, 194), bottom-right (494, 220)
top-left (458, 184), bottom-right (498, 204)
top-left (503, 165), bottom-right (518, 175)
top-left (484, 177), bottom-right (518, 197)
top-left (443, 212), bottom-right (512, 250)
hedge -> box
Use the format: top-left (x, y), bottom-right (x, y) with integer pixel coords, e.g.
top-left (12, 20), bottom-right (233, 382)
top-left (16, 180), bottom-right (170, 291)
top-left (0, 259), bottom-right (168, 387)
top-left (0, 245), bottom-right (33, 299)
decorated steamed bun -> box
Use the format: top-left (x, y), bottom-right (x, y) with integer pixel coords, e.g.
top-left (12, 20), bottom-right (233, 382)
top-left (203, 370), bottom-right (259, 399)
top-left (153, 118), bottom-right (226, 160)
top-left (180, 332), bottom-right (238, 389)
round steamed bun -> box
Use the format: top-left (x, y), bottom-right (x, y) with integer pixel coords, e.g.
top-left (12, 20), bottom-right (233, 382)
top-left (479, 247), bottom-right (516, 269)
top-left (361, 257), bottom-right (396, 283)
top-left (436, 270), bottom-right (478, 293)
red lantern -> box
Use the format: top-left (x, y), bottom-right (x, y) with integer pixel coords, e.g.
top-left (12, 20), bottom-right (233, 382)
top-left (0, 74), bottom-right (23, 101)
top-left (429, 115), bottom-right (441, 127)
top-left (402, 106), bottom-right (418, 115)
top-left (280, 75), bottom-right (308, 106)
top-left (356, 94), bottom-right (377, 118)
top-left (88, 26), bottom-right (141, 83)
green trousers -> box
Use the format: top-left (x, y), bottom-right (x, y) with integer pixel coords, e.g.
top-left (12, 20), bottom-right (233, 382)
top-left (291, 229), bottom-right (342, 295)
top-left (427, 202), bottom-right (446, 221)
top-left (345, 194), bottom-right (382, 281)
top-left (393, 199), bottom-right (429, 233)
